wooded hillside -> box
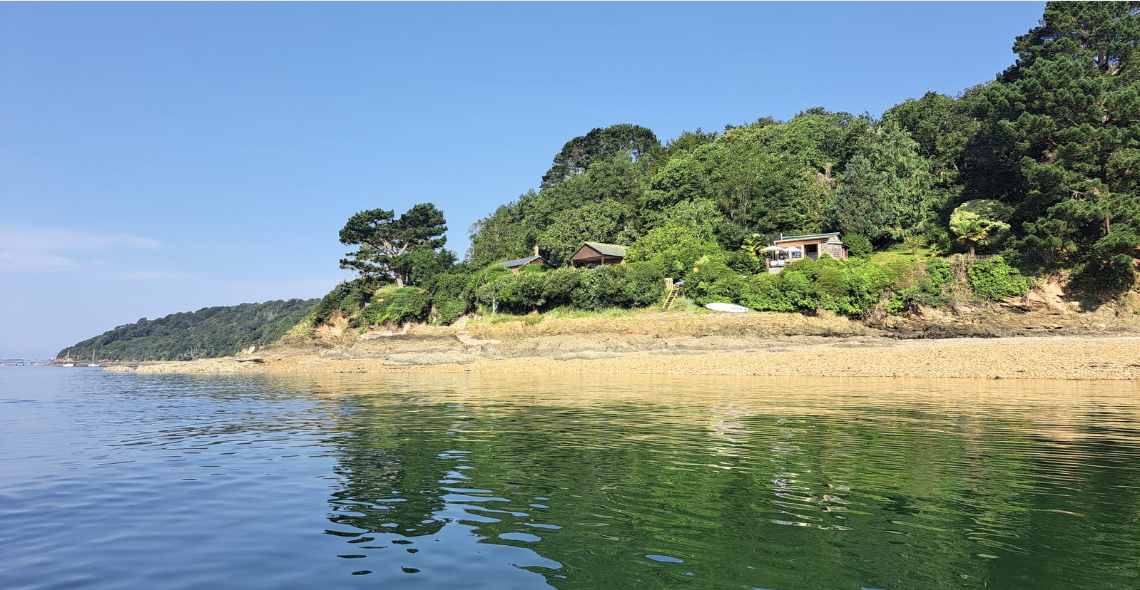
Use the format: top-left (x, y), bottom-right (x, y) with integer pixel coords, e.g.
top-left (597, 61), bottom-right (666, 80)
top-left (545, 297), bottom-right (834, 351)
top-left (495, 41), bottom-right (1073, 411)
top-left (57, 299), bottom-right (319, 362)
top-left (466, 2), bottom-right (1140, 292)
top-left (307, 3), bottom-right (1139, 332)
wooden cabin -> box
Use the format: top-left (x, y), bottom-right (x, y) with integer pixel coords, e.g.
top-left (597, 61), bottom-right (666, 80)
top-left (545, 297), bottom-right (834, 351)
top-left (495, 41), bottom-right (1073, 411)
top-left (499, 246), bottom-right (545, 274)
top-left (500, 255), bottom-right (544, 274)
top-left (767, 232), bottom-right (847, 273)
top-left (569, 242), bottom-right (627, 268)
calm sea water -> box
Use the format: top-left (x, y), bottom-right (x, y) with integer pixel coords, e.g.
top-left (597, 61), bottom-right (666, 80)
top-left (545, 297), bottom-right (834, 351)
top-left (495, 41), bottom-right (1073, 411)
top-left (1, 368), bottom-right (1138, 590)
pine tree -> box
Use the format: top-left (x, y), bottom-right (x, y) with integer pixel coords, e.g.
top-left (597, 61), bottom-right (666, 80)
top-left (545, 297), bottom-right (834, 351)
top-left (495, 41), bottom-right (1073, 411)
top-left (983, 2), bottom-right (1140, 291)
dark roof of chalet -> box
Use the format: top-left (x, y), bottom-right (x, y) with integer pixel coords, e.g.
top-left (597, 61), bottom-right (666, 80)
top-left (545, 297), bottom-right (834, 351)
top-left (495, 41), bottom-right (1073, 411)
top-left (579, 242), bottom-right (628, 257)
top-left (500, 255), bottom-right (544, 268)
top-left (774, 232), bottom-right (842, 243)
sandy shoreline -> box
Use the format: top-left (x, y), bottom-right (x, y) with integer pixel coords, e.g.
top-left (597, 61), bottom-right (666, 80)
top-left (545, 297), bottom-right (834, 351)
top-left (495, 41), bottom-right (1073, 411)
top-left (130, 335), bottom-right (1140, 380)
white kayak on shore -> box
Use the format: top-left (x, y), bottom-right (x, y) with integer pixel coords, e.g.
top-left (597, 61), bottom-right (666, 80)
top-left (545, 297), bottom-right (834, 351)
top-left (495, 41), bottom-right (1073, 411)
top-left (704, 302), bottom-right (749, 313)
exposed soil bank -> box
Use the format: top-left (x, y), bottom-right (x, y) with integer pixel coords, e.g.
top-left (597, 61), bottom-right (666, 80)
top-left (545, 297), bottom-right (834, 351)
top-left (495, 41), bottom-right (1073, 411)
top-left (131, 306), bottom-right (1140, 380)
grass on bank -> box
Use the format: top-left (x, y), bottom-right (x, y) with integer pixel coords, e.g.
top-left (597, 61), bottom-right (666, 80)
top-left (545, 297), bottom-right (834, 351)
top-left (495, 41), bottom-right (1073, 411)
top-left (476, 296), bottom-right (704, 326)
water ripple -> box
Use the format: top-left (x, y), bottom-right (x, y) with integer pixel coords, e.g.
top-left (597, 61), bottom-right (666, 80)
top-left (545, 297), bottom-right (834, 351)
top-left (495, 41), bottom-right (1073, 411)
top-left (2, 371), bottom-right (1139, 590)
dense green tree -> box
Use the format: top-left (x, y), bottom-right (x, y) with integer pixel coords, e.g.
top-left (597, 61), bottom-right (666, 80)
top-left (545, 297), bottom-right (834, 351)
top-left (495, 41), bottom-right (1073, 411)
top-left (469, 150), bottom-right (650, 268)
top-left (625, 223), bottom-right (721, 277)
top-left (884, 92), bottom-right (979, 183)
top-left (950, 199), bottom-right (1012, 257)
top-left (644, 140), bottom-right (827, 238)
top-left (339, 203), bottom-right (449, 288)
top-left (826, 153), bottom-right (893, 243)
top-left (843, 233), bottom-right (874, 258)
top-left (663, 127), bottom-right (719, 159)
top-left (466, 192), bottom-right (540, 268)
top-left (828, 121), bottom-right (935, 244)
top-left (535, 199), bottom-right (638, 266)
top-left (884, 91), bottom-right (983, 229)
top-left (401, 247), bottom-right (458, 286)
top-left (540, 124), bottom-right (661, 188)
top-left (979, 2), bottom-right (1140, 290)
top-left (733, 108), bottom-right (873, 176)
top-left (541, 150), bottom-right (648, 215)
top-left (657, 198), bottom-right (728, 243)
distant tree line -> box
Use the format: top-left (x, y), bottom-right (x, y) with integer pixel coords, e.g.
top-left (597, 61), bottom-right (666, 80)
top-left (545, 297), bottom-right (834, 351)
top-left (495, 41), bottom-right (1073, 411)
top-left (57, 299), bottom-right (319, 362)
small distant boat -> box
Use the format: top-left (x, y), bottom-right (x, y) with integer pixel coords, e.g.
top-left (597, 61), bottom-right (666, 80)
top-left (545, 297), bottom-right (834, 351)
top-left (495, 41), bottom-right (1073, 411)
top-left (62, 349), bottom-right (74, 367)
top-left (88, 349), bottom-right (100, 367)
top-left (704, 302), bottom-right (749, 313)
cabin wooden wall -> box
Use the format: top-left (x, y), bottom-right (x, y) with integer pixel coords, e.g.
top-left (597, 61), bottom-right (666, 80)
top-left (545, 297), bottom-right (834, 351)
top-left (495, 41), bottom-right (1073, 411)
top-left (821, 242), bottom-right (847, 259)
top-left (570, 245), bottom-right (603, 265)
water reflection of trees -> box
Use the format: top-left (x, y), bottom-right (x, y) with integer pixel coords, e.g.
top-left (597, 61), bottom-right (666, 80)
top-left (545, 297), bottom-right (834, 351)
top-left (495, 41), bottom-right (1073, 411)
top-left (318, 381), bottom-right (1140, 590)
top-left (325, 399), bottom-right (460, 539)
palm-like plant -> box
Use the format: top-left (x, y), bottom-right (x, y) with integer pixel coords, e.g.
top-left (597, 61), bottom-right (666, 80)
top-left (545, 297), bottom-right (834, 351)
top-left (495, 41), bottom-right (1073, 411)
top-left (740, 234), bottom-right (766, 259)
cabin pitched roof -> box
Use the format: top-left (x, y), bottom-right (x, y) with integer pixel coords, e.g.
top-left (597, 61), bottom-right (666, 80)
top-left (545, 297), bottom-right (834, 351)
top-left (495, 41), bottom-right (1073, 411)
top-left (581, 242), bottom-right (627, 257)
top-left (499, 255), bottom-right (543, 268)
top-left (773, 232), bottom-right (842, 244)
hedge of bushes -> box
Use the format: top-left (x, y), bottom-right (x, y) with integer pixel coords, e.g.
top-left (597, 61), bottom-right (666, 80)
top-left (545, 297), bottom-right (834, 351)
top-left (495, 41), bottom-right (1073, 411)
top-left (684, 253), bottom-right (1023, 316)
top-left (310, 277), bottom-right (379, 326)
top-left (363, 287), bottom-right (432, 325)
top-left (686, 254), bottom-right (908, 316)
top-left (308, 261), bottom-right (668, 327)
top-left (308, 279), bottom-right (441, 329)
top-left (311, 250), bottom-right (1031, 328)
top-left (473, 262), bottom-right (667, 315)
top-left (967, 256), bottom-right (1028, 301)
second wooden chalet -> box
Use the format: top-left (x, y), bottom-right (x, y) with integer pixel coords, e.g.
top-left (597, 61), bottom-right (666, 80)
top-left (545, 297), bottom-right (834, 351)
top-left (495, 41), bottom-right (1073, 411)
top-left (569, 242), bottom-right (627, 268)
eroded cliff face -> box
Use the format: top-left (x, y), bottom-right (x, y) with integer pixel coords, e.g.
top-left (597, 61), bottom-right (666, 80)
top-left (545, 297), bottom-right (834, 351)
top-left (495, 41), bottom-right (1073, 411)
top-left (866, 282), bottom-right (1140, 339)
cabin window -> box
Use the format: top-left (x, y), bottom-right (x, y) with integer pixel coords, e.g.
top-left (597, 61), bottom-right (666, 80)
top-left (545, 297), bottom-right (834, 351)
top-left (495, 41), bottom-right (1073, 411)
top-left (805, 244), bottom-right (818, 260)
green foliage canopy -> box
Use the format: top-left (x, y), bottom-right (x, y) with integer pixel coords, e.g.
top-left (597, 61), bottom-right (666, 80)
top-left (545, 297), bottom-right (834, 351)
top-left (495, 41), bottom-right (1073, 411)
top-left (339, 203), bottom-right (449, 288)
top-left (950, 200), bottom-right (1012, 257)
top-left (968, 256), bottom-right (1029, 301)
top-left (541, 124), bottom-right (661, 188)
top-left (980, 1), bottom-right (1140, 290)
top-left (57, 299), bottom-right (319, 362)
top-left (324, 2), bottom-right (1140, 331)
top-left (829, 121), bottom-right (935, 244)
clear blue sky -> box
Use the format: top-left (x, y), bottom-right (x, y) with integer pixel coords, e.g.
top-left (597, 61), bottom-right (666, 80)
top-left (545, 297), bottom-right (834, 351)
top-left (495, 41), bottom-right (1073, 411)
top-left (0, 2), bottom-right (1045, 359)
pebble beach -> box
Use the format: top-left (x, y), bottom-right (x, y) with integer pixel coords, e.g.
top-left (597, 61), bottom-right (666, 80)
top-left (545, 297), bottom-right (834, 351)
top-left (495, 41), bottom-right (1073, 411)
top-left (131, 335), bottom-right (1140, 380)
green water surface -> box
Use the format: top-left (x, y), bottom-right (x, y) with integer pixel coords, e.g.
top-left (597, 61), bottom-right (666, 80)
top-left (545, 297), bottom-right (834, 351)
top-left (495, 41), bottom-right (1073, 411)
top-left (1, 371), bottom-right (1137, 590)
top-left (320, 374), bottom-right (1140, 590)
